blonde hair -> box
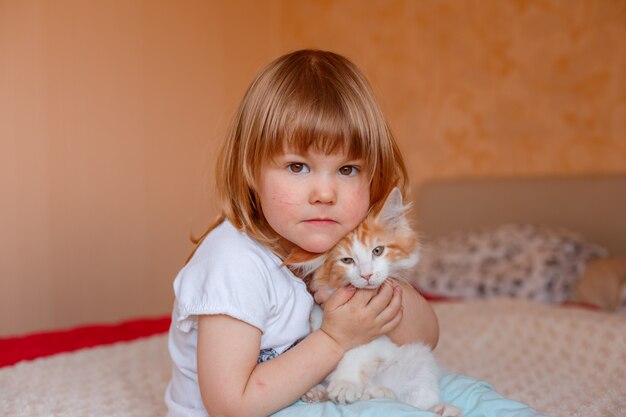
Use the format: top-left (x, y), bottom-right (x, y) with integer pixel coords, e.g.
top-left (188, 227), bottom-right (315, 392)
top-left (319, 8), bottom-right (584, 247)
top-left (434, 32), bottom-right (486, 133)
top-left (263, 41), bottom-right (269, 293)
top-left (207, 49), bottom-right (408, 258)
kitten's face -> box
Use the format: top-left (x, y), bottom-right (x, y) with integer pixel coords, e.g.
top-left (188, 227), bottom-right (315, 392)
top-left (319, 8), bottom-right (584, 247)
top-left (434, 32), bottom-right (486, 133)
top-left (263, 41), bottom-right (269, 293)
top-left (285, 188), bottom-right (420, 293)
top-left (334, 225), bottom-right (391, 289)
top-left (313, 215), bottom-right (419, 290)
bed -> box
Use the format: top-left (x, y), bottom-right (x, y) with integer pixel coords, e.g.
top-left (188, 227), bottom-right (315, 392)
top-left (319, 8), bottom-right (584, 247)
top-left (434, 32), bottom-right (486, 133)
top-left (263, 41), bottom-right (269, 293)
top-left (2, 176), bottom-right (626, 417)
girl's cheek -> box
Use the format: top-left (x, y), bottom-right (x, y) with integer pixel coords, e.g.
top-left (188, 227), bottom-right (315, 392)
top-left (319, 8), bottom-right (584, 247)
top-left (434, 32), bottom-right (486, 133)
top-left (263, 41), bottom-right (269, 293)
top-left (270, 190), bottom-right (300, 207)
top-left (259, 174), bottom-right (298, 208)
top-left (346, 187), bottom-right (370, 219)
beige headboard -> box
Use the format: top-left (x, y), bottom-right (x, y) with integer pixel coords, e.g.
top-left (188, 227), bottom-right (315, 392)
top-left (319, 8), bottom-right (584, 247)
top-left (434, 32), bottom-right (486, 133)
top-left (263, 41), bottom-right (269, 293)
top-left (414, 176), bottom-right (626, 257)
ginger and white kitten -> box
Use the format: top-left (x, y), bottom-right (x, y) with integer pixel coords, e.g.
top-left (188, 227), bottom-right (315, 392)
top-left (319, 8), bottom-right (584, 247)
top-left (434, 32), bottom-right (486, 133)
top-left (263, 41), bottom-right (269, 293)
top-left (286, 188), bottom-right (460, 417)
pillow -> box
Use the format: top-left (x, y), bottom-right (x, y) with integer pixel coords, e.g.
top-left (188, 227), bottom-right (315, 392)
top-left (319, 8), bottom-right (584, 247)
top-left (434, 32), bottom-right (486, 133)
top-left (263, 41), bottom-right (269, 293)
top-left (570, 257), bottom-right (626, 312)
top-left (413, 224), bottom-right (607, 303)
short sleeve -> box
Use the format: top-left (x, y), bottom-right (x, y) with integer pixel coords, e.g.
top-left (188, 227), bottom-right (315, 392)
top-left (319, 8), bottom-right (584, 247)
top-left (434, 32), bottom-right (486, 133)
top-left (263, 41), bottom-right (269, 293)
top-left (173, 241), bottom-right (275, 334)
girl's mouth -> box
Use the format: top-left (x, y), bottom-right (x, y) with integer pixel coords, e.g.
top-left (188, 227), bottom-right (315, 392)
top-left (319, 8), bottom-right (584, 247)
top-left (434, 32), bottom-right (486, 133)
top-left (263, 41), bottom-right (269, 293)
top-left (304, 218), bottom-right (337, 226)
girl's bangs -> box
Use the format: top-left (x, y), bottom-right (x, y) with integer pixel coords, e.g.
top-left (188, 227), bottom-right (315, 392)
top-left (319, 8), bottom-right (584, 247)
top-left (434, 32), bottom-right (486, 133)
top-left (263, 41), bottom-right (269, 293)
top-left (261, 100), bottom-right (375, 172)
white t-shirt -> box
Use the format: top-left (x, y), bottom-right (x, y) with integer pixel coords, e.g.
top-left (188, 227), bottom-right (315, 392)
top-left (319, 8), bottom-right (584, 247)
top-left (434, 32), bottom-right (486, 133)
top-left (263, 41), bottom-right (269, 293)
top-left (165, 221), bottom-right (314, 417)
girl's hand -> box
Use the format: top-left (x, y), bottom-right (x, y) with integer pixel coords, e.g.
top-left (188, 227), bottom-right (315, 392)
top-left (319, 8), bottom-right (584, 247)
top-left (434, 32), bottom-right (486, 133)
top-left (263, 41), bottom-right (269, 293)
top-left (385, 280), bottom-right (440, 348)
top-left (319, 281), bottom-right (403, 351)
top-left (312, 285), bottom-right (334, 306)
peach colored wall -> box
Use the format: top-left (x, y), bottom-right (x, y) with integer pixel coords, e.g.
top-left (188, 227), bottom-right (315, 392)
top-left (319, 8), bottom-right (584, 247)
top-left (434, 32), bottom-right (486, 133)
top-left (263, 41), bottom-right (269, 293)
top-left (0, 0), bottom-right (282, 336)
top-left (1, 0), bottom-right (625, 336)
top-left (275, 0), bottom-right (626, 180)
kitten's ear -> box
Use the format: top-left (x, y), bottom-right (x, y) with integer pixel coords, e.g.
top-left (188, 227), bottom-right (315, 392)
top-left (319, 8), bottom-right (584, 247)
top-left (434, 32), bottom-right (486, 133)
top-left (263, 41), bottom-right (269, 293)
top-left (376, 187), bottom-right (411, 228)
top-left (283, 247), bottom-right (327, 277)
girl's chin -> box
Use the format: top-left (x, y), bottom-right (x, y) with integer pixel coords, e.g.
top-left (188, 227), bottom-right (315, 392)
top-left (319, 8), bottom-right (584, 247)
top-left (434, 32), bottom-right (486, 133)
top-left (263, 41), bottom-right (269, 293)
top-left (297, 239), bottom-right (335, 254)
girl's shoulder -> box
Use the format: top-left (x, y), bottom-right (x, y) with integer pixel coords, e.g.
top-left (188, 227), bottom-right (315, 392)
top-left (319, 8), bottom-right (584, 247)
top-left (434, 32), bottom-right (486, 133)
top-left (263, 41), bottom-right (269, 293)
top-left (192, 220), bottom-right (273, 262)
top-left (171, 221), bottom-right (300, 333)
top-left (179, 220), bottom-right (280, 283)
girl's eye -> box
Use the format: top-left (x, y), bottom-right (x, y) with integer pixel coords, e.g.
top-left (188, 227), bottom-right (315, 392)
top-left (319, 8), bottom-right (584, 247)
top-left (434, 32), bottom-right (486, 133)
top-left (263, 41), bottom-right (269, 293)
top-left (372, 246), bottom-right (385, 256)
top-left (338, 165), bottom-right (358, 176)
top-left (340, 257), bottom-right (354, 264)
top-left (288, 163), bottom-right (309, 174)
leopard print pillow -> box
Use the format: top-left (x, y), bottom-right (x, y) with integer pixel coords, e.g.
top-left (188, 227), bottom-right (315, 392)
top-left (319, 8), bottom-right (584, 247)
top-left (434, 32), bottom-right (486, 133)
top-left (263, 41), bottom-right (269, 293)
top-left (414, 224), bottom-right (607, 303)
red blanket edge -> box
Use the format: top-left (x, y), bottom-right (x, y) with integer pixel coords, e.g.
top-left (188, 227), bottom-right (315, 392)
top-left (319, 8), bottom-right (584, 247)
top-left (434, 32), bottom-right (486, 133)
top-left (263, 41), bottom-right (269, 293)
top-left (0, 292), bottom-right (598, 369)
top-left (0, 316), bottom-right (171, 368)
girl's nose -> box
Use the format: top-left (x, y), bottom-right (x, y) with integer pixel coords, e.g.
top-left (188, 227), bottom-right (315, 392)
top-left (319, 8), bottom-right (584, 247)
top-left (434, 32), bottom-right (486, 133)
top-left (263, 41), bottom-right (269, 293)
top-left (309, 178), bottom-right (336, 205)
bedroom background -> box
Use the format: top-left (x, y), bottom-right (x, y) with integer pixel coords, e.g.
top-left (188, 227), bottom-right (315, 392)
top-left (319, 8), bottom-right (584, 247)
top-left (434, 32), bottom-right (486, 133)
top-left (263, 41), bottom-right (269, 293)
top-left (1, 0), bottom-right (625, 337)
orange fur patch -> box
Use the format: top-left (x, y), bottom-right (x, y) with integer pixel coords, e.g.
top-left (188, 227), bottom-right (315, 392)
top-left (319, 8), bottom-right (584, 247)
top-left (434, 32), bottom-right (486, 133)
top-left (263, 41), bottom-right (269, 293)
top-left (310, 212), bottom-right (419, 290)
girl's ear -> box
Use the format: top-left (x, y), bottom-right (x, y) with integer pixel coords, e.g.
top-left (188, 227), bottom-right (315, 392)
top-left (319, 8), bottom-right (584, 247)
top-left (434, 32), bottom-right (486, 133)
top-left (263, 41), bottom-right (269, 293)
top-left (283, 247), bottom-right (327, 277)
top-left (376, 187), bottom-right (411, 228)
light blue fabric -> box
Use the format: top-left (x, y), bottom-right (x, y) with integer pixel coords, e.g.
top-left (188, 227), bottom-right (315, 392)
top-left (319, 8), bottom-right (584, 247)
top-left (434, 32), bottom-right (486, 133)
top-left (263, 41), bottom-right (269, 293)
top-left (272, 373), bottom-right (548, 417)
top-left (438, 374), bottom-right (548, 417)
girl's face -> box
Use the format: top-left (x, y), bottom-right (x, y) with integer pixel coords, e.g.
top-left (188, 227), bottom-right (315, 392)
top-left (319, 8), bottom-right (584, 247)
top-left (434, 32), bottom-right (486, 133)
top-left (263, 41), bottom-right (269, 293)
top-left (258, 149), bottom-right (370, 254)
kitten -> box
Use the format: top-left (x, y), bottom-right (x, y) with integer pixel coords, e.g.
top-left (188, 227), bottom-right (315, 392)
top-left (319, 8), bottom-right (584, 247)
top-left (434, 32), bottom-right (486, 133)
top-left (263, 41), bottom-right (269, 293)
top-left (286, 188), bottom-right (460, 417)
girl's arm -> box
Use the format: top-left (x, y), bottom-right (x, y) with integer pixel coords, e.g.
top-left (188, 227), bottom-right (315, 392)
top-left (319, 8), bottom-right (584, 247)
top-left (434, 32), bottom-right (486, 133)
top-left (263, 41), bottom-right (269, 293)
top-left (197, 283), bottom-right (402, 417)
top-left (385, 280), bottom-right (439, 348)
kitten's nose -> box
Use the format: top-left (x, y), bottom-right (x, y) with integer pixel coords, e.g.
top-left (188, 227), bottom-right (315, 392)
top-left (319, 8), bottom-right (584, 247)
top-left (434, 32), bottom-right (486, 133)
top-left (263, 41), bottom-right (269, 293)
top-left (361, 274), bottom-right (372, 282)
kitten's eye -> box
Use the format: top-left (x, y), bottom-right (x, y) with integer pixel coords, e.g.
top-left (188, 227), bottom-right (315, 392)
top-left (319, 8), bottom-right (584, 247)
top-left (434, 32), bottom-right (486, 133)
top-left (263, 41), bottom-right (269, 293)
top-left (372, 246), bottom-right (385, 256)
top-left (288, 163), bottom-right (309, 174)
top-left (338, 165), bottom-right (358, 176)
top-left (340, 257), bottom-right (354, 264)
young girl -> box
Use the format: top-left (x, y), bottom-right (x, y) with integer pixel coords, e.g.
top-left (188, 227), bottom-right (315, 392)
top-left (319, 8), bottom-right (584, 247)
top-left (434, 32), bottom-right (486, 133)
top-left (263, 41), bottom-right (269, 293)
top-left (164, 49), bottom-right (439, 417)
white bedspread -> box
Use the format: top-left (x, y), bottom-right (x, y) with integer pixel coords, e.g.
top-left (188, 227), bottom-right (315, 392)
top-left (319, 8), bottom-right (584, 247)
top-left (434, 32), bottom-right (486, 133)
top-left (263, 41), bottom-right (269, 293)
top-left (434, 299), bottom-right (626, 417)
top-left (1, 299), bottom-right (625, 417)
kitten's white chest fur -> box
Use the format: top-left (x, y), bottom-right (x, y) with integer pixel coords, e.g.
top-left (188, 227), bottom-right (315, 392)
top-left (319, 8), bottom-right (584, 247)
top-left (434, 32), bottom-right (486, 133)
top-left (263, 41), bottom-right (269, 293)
top-left (307, 305), bottom-right (459, 416)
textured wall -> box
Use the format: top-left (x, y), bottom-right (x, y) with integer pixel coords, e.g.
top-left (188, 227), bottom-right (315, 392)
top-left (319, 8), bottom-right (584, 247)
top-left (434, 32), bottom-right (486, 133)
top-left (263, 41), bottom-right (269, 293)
top-left (1, 0), bottom-right (625, 335)
top-left (276, 0), bottom-right (626, 185)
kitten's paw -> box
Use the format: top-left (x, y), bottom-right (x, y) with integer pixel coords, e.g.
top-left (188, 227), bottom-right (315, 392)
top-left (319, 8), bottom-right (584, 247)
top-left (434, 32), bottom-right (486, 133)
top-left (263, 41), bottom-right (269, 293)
top-left (429, 403), bottom-right (462, 417)
top-left (301, 384), bottom-right (328, 403)
top-left (362, 385), bottom-right (397, 401)
top-left (327, 380), bottom-right (364, 404)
